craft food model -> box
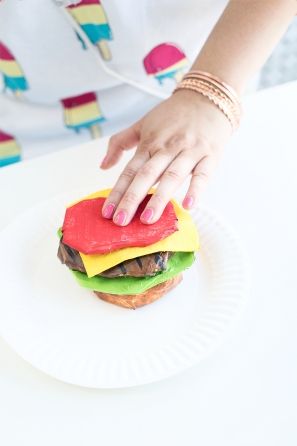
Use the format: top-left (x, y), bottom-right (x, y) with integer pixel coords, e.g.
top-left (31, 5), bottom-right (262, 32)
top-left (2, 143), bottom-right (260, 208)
top-left (57, 189), bottom-right (199, 309)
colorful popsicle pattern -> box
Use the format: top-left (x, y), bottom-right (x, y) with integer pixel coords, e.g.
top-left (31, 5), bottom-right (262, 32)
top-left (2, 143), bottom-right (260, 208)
top-left (67, 0), bottom-right (113, 60)
top-left (61, 92), bottom-right (105, 139)
top-left (143, 43), bottom-right (189, 85)
top-left (0, 42), bottom-right (28, 99)
top-left (0, 130), bottom-right (21, 167)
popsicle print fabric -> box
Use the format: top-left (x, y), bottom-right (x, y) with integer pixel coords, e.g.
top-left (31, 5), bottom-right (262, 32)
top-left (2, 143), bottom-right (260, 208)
top-left (143, 43), bottom-right (189, 85)
top-left (0, 130), bottom-right (21, 167)
top-left (67, 0), bottom-right (113, 59)
top-left (2, 0), bottom-right (222, 160)
top-left (61, 92), bottom-right (105, 138)
top-left (0, 42), bottom-right (29, 95)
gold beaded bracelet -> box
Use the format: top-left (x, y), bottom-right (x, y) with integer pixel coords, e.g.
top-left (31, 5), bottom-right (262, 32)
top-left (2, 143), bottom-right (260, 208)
top-left (173, 70), bottom-right (242, 132)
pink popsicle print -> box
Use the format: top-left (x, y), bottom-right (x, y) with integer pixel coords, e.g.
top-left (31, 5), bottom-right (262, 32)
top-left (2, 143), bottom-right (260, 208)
top-left (143, 43), bottom-right (189, 85)
top-left (61, 92), bottom-right (105, 139)
top-left (0, 129), bottom-right (21, 167)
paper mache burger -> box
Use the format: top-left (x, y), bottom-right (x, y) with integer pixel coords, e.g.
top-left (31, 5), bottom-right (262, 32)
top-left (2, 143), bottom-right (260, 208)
top-left (57, 189), bottom-right (200, 310)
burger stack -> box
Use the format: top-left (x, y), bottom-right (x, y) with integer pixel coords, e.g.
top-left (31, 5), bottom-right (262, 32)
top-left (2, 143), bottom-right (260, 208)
top-left (57, 189), bottom-right (199, 309)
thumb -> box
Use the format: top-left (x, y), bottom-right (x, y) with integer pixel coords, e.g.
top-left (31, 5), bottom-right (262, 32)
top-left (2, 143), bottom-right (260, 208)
top-left (100, 120), bottom-right (142, 170)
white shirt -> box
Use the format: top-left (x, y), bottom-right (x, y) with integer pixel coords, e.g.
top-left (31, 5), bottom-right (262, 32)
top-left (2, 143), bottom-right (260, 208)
top-left (0, 0), bottom-right (228, 162)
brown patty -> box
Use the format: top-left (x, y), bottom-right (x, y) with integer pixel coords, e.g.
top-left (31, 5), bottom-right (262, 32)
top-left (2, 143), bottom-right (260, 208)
top-left (57, 237), bottom-right (174, 278)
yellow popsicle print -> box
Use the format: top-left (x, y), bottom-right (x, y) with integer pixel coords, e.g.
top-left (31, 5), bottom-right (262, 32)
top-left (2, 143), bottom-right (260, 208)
top-left (67, 0), bottom-right (113, 60)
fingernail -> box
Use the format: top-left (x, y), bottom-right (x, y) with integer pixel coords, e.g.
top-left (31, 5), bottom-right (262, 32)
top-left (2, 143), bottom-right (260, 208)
top-left (141, 208), bottom-right (154, 223)
top-left (183, 197), bottom-right (193, 208)
top-left (103, 203), bottom-right (115, 219)
top-left (100, 156), bottom-right (107, 168)
top-left (114, 210), bottom-right (126, 226)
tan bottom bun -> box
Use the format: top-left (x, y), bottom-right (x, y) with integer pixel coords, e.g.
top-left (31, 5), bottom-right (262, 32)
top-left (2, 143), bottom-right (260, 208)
top-left (94, 273), bottom-right (183, 310)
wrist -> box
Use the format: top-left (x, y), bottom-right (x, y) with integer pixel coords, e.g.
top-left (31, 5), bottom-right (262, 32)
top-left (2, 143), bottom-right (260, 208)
top-left (173, 71), bottom-right (242, 132)
top-left (190, 62), bottom-right (244, 97)
top-left (172, 89), bottom-right (233, 134)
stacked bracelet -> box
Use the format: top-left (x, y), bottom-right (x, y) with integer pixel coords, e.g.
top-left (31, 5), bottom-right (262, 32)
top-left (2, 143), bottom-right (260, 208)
top-left (173, 70), bottom-right (242, 132)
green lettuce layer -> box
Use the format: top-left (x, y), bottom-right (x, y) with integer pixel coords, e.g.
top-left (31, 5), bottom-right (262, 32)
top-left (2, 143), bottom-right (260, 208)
top-left (71, 251), bottom-right (194, 294)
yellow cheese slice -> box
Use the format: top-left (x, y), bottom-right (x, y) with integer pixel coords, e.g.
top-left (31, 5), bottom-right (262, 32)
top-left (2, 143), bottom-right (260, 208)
top-left (66, 189), bottom-right (200, 277)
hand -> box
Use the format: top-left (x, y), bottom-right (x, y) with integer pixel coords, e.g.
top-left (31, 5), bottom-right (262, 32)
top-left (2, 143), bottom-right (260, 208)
top-left (100, 89), bottom-right (232, 226)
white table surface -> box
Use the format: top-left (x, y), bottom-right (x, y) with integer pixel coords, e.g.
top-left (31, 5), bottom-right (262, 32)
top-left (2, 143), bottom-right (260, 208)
top-left (0, 81), bottom-right (296, 446)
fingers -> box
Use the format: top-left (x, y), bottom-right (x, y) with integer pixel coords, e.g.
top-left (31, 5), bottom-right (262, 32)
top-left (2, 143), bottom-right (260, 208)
top-left (139, 153), bottom-right (196, 224)
top-left (100, 120), bottom-right (142, 170)
top-left (103, 150), bottom-right (217, 225)
top-left (182, 156), bottom-right (217, 210)
top-left (104, 148), bottom-right (178, 224)
top-left (101, 148), bottom-right (151, 220)
top-left (140, 155), bottom-right (217, 224)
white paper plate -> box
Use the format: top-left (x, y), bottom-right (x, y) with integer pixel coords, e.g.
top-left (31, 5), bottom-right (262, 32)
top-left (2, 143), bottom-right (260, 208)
top-left (0, 191), bottom-right (250, 388)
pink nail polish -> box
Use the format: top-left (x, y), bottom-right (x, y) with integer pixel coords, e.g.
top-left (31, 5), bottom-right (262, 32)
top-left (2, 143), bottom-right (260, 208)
top-left (114, 210), bottom-right (126, 226)
top-left (100, 156), bottom-right (107, 168)
top-left (103, 203), bottom-right (115, 219)
top-left (141, 208), bottom-right (154, 223)
top-left (183, 197), bottom-right (193, 208)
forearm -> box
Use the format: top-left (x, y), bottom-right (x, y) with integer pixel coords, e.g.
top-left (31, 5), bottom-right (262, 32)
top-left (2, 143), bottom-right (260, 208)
top-left (192, 0), bottom-right (297, 95)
